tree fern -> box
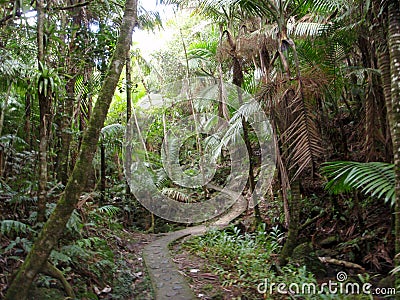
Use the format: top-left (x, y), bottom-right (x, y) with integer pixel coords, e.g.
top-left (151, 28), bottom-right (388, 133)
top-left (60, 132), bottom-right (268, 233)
top-left (321, 161), bottom-right (395, 206)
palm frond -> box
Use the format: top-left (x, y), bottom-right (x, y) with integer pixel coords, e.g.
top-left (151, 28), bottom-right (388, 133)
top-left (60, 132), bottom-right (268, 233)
top-left (282, 89), bottom-right (323, 179)
top-left (100, 123), bottom-right (125, 142)
top-left (310, 0), bottom-right (345, 14)
top-left (137, 6), bottom-right (163, 31)
top-left (321, 161), bottom-right (395, 206)
top-left (162, 187), bottom-right (191, 202)
top-left (188, 40), bottom-right (218, 59)
top-left (153, 167), bottom-right (170, 188)
top-left (292, 22), bottom-right (327, 37)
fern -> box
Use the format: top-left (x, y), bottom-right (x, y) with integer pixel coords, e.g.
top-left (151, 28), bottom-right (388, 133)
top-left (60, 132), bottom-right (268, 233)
top-left (153, 167), bottom-right (170, 188)
top-left (1, 220), bottom-right (31, 235)
top-left (50, 249), bottom-right (72, 265)
top-left (76, 236), bottom-right (104, 249)
top-left (66, 209), bottom-right (83, 234)
top-left (0, 134), bottom-right (28, 147)
top-left (3, 237), bottom-right (32, 254)
top-left (61, 243), bottom-right (89, 260)
top-left (94, 205), bottom-right (121, 217)
top-left (321, 161), bottom-right (395, 206)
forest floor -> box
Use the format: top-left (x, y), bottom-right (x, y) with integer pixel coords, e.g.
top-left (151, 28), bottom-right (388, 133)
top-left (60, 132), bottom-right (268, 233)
top-left (170, 234), bottom-right (247, 300)
top-left (1, 195), bottom-right (394, 299)
top-left (103, 229), bottom-right (243, 300)
top-left (141, 190), bottom-right (248, 300)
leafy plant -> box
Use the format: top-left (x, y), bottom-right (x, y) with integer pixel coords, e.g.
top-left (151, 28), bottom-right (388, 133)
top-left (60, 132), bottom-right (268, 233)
top-left (321, 161), bottom-right (395, 206)
top-left (0, 220), bottom-right (31, 235)
top-left (181, 224), bottom-right (315, 297)
top-left (32, 62), bottom-right (63, 98)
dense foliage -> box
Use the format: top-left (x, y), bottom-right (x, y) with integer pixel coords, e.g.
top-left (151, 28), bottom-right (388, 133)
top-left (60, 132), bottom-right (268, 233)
top-left (0, 0), bottom-right (400, 298)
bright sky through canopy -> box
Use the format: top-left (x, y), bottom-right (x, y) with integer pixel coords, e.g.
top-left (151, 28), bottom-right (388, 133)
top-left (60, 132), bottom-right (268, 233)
top-left (133, 1), bottom-right (177, 60)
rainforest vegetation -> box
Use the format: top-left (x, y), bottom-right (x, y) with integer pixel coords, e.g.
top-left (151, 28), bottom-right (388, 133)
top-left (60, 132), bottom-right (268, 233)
top-left (1, 0), bottom-right (400, 299)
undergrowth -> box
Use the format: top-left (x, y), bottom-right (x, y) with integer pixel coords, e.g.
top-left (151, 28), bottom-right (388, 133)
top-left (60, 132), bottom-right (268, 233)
top-left (0, 191), bottom-right (144, 299)
top-left (182, 224), bottom-right (375, 299)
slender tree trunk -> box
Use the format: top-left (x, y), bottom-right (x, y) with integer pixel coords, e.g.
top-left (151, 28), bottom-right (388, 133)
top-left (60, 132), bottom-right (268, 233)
top-left (4, 1), bottom-right (138, 298)
top-left (217, 25), bottom-right (229, 121)
top-left (232, 54), bottom-right (261, 222)
top-left (279, 180), bottom-right (301, 265)
top-left (58, 9), bottom-right (80, 184)
top-left (377, 0), bottom-right (396, 162)
top-left (37, 0), bottom-right (51, 223)
top-left (57, 80), bottom-right (75, 185)
top-left (24, 93), bottom-right (32, 147)
top-left (387, 0), bottom-right (400, 287)
top-left (100, 142), bottom-right (106, 204)
top-left (126, 52), bottom-right (132, 196)
top-left (0, 82), bottom-right (12, 136)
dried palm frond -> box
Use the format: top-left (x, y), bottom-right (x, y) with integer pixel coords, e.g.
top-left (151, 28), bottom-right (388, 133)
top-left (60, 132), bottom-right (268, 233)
top-left (283, 85), bottom-right (323, 180)
top-left (260, 77), bottom-right (323, 180)
top-left (162, 187), bottom-right (191, 203)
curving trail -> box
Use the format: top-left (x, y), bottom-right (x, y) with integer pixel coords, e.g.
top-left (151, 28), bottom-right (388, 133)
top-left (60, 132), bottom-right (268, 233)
top-left (143, 186), bottom-right (247, 300)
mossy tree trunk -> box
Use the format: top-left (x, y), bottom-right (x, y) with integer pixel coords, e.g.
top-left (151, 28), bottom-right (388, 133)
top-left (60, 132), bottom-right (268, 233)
top-left (4, 0), bottom-right (138, 298)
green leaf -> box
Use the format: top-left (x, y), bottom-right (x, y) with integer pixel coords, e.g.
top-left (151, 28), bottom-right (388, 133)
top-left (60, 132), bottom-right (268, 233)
top-left (1, 220), bottom-right (31, 235)
top-left (321, 161), bottom-right (395, 206)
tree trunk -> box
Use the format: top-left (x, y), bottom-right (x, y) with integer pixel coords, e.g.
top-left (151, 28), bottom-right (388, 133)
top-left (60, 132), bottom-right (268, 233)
top-left (37, 0), bottom-right (51, 223)
top-left (279, 180), bottom-right (301, 265)
top-left (57, 8), bottom-right (81, 184)
top-left (57, 79), bottom-right (75, 185)
top-left (100, 142), bottom-right (106, 205)
top-left (0, 82), bottom-right (12, 137)
top-left (125, 52), bottom-right (132, 196)
top-left (232, 54), bottom-right (261, 222)
top-left (126, 53), bottom-right (132, 123)
top-left (24, 93), bottom-right (32, 147)
top-left (4, 1), bottom-right (138, 298)
top-left (387, 0), bottom-right (400, 286)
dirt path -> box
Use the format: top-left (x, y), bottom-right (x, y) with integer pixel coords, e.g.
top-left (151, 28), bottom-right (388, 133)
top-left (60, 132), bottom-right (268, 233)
top-left (143, 188), bottom-right (247, 300)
